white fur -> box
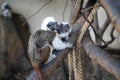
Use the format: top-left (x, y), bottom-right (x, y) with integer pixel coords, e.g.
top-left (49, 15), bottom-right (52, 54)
top-left (61, 22), bottom-right (69, 25)
top-left (41, 17), bottom-right (56, 31)
top-left (2, 9), bottom-right (12, 18)
top-left (52, 36), bottom-right (72, 50)
top-left (53, 22), bottom-right (72, 50)
top-left (44, 33), bottom-right (73, 63)
top-left (1, 2), bottom-right (8, 10)
top-left (46, 22), bottom-right (72, 62)
top-left (57, 32), bottom-right (70, 38)
top-left (1, 2), bottom-right (12, 18)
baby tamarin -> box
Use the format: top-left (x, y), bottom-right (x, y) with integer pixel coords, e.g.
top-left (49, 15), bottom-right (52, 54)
top-left (28, 18), bottom-right (72, 80)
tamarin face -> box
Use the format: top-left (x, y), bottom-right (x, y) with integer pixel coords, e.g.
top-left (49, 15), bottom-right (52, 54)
top-left (47, 21), bottom-right (58, 31)
top-left (55, 22), bottom-right (71, 38)
top-left (41, 16), bottom-right (57, 31)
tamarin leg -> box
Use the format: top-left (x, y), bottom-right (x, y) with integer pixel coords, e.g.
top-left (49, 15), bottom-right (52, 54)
top-left (31, 62), bottom-right (46, 80)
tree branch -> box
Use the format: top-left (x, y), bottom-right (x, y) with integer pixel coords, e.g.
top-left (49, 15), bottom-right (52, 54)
top-left (98, 17), bottom-right (110, 37)
top-left (103, 26), bottom-right (116, 46)
top-left (69, 0), bottom-right (83, 25)
top-left (100, 0), bottom-right (120, 21)
top-left (82, 31), bottom-right (120, 80)
top-left (92, 12), bottom-right (102, 80)
top-left (100, 0), bottom-right (120, 32)
top-left (93, 11), bottom-right (99, 32)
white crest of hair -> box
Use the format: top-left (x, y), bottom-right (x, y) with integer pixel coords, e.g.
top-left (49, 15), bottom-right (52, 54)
top-left (1, 2), bottom-right (8, 10)
top-left (41, 16), bottom-right (56, 31)
top-left (61, 22), bottom-right (69, 25)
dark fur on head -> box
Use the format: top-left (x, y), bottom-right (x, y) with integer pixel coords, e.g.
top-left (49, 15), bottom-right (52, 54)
top-left (57, 22), bottom-right (71, 34)
top-left (2, 3), bottom-right (11, 10)
top-left (46, 21), bottom-right (72, 44)
top-left (53, 22), bottom-right (72, 40)
top-left (47, 21), bottom-right (58, 31)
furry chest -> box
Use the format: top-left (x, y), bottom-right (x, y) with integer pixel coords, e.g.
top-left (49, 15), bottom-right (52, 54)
top-left (52, 36), bottom-right (67, 50)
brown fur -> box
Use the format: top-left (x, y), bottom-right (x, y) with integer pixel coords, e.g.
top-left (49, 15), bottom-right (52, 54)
top-left (0, 14), bottom-right (32, 80)
top-left (28, 30), bottom-right (56, 80)
top-left (28, 30), bottom-right (56, 64)
top-left (11, 13), bottom-right (30, 54)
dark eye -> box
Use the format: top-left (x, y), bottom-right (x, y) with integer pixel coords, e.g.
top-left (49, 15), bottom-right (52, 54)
top-left (66, 24), bottom-right (70, 29)
top-left (47, 23), bottom-right (51, 27)
top-left (52, 23), bottom-right (56, 26)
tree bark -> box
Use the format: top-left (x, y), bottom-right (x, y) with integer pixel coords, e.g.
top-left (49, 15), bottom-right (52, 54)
top-left (82, 31), bottom-right (120, 80)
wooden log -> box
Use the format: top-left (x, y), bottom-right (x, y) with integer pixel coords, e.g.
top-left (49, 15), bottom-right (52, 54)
top-left (82, 31), bottom-right (120, 80)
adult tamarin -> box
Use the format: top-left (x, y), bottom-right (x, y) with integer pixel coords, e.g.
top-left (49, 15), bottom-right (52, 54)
top-left (28, 18), bottom-right (72, 80)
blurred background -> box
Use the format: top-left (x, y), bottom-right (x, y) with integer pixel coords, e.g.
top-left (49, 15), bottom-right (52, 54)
top-left (0, 0), bottom-right (120, 80)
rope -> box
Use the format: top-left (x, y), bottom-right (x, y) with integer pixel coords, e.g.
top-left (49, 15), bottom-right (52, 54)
top-left (74, 43), bottom-right (83, 80)
top-left (78, 5), bottom-right (98, 42)
top-left (68, 0), bottom-right (82, 79)
top-left (68, 3), bottom-right (98, 80)
top-left (68, 51), bottom-right (74, 80)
